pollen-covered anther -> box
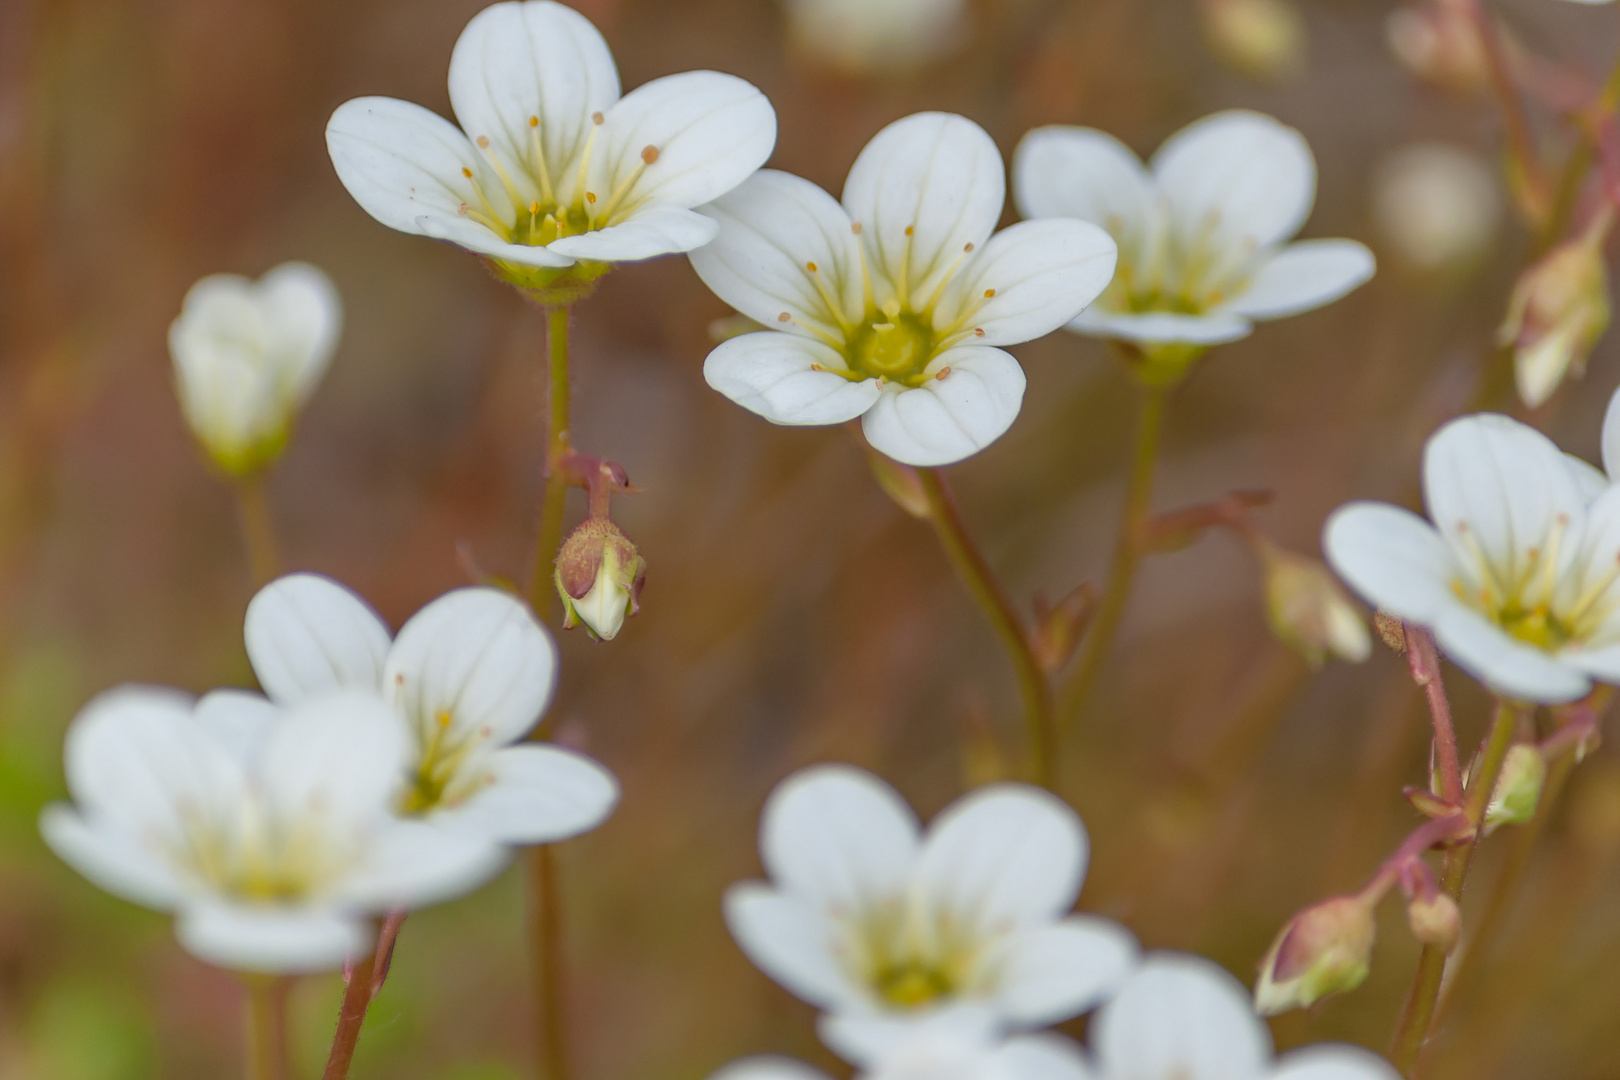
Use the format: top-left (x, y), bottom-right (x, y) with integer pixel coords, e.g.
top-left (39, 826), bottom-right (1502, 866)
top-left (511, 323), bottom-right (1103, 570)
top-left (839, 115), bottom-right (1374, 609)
top-left (476, 135), bottom-right (490, 148)
top-left (461, 167), bottom-right (473, 179)
top-left (973, 328), bottom-right (985, 337)
top-left (528, 115), bottom-right (539, 128)
top-left (984, 288), bottom-right (996, 298)
top-left (586, 192), bottom-right (597, 203)
top-left (778, 312), bottom-right (792, 323)
top-left (904, 226), bottom-right (915, 236)
top-left (935, 367), bottom-right (952, 381)
top-left (851, 222), bottom-right (863, 235)
top-left (591, 111), bottom-right (604, 125)
top-left (964, 242), bottom-right (974, 253)
top-left (810, 362), bottom-right (826, 371)
top-left (806, 261), bottom-right (818, 272)
top-left (641, 145), bottom-right (660, 165)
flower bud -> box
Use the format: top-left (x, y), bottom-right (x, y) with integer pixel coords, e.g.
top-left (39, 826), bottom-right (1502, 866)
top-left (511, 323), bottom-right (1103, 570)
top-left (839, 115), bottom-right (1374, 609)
top-left (1484, 744), bottom-right (1546, 832)
top-left (1499, 212), bottom-right (1613, 408)
top-left (554, 517), bottom-right (646, 642)
top-left (1406, 891), bottom-right (1461, 953)
top-left (783, 0), bottom-right (967, 74)
top-left (1386, 0), bottom-right (1488, 95)
top-left (1200, 0), bottom-right (1306, 82)
top-left (1260, 545), bottom-right (1372, 666)
top-left (1254, 895), bottom-right (1377, 1016)
top-left (168, 263), bottom-right (342, 477)
top-left (1373, 144), bottom-right (1500, 277)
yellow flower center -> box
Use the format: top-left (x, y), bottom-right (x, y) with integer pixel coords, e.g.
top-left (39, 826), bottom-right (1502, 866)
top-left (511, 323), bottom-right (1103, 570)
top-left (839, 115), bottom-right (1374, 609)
top-left (846, 898), bottom-right (985, 1010)
top-left (400, 708), bottom-right (489, 816)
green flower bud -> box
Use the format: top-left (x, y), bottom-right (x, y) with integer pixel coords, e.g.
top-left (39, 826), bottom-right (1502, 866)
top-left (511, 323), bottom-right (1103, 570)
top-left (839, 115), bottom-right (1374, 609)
top-left (1485, 744), bottom-right (1546, 832)
top-left (1261, 546), bottom-right (1372, 666)
top-left (1254, 895), bottom-right (1377, 1016)
top-left (554, 517), bottom-right (646, 642)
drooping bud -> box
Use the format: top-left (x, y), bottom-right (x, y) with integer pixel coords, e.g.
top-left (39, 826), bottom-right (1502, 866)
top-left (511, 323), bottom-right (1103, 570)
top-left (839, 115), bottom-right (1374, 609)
top-left (1499, 209), bottom-right (1613, 408)
top-left (1484, 744), bottom-right (1547, 832)
top-left (1254, 895), bottom-right (1377, 1016)
top-left (1386, 0), bottom-right (1489, 95)
top-left (1260, 544), bottom-right (1372, 666)
top-left (1406, 891), bottom-right (1461, 953)
top-left (1373, 144), bottom-right (1501, 277)
top-left (554, 517), bottom-right (646, 642)
top-left (1199, 0), bottom-right (1306, 82)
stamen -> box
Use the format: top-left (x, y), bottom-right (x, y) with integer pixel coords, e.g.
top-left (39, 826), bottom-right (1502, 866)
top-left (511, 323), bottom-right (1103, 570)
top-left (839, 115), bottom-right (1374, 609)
top-left (851, 223), bottom-right (877, 312)
top-left (475, 134), bottom-right (527, 212)
top-left (921, 240), bottom-right (980, 314)
top-left (528, 115), bottom-right (555, 205)
top-left (897, 224), bottom-right (917, 308)
top-left (803, 261), bottom-right (854, 334)
top-left (571, 113), bottom-right (604, 219)
top-left (455, 165), bottom-right (514, 242)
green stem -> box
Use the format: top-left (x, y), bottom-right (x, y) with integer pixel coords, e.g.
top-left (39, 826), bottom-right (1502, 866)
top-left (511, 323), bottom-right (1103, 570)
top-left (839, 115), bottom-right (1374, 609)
top-left (529, 305), bottom-right (573, 622)
top-left (916, 468), bottom-right (1055, 790)
top-left (1464, 0), bottom-right (1547, 216)
top-left (1056, 383), bottom-right (1166, 732)
top-left (525, 845), bottom-right (570, 1080)
top-left (245, 977), bottom-right (290, 1080)
top-left (1388, 701), bottom-right (1521, 1076)
top-left (233, 475), bottom-right (280, 588)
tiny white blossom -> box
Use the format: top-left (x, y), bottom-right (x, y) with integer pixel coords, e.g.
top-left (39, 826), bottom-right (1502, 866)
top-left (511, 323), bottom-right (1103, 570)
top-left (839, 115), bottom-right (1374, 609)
top-left (40, 686), bottom-right (505, 974)
top-left (1326, 411), bottom-right (1620, 703)
top-left (168, 262), bottom-right (341, 476)
top-left (326, 1), bottom-right (776, 293)
top-left (724, 765), bottom-right (1137, 1033)
top-left (244, 573), bottom-right (618, 845)
top-left (1086, 953), bottom-right (1399, 1080)
top-left (691, 112), bottom-right (1118, 466)
top-left (1013, 110), bottom-right (1373, 355)
top-left (1372, 144), bottom-right (1500, 275)
top-left (782, 0), bottom-right (967, 74)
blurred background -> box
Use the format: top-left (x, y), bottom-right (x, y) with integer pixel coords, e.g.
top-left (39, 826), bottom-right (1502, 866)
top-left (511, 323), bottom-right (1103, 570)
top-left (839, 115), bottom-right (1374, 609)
top-left (3, 0), bottom-right (1620, 1077)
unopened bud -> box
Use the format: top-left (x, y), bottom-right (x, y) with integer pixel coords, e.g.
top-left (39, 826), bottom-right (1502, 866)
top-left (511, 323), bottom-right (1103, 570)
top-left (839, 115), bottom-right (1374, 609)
top-left (1484, 744), bottom-right (1546, 832)
top-left (1406, 891), bottom-right (1461, 953)
top-left (1386, 0), bottom-right (1488, 95)
top-left (1200, 0), bottom-right (1306, 82)
top-left (1261, 545), bottom-right (1372, 666)
top-left (1500, 211), bottom-right (1613, 408)
top-left (1254, 895), bottom-right (1377, 1015)
top-left (554, 517), bottom-right (646, 642)
top-left (1375, 611), bottom-right (1408, 654)
top-left (784, 0), bottom-right (967, 74)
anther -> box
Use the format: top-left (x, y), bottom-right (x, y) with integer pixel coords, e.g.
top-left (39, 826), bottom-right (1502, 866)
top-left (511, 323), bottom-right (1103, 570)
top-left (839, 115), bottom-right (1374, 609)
top-left (983, 288), bottom-right (996, 298)
top-left (641, 145), bottom-right (660, 165)
top-left (592, 111), bottom-right (604, 125)
top-left (904, 226), bottom-right (915, 236)
top-left (963, 242), bottom-right (974, 252)
top-left (586, 192), bottom-right (597, 203)
top-left (851, 222), bottom-right (863, 235)
top-left (935, 367), bottom-right (952, 381)
top-left (806, 261), bottom-right (818, 272)
top-left (461, 167), bottom-right (473, 178)
top-left (778, 312), bottom-right (792, 322)
top-left (973, 328), bottom-right (985, 337)
top-left (477, 135), bottom-right (490, 148)
top-left (811, 362), bottom-right (826, 371)
top-left (529, 116), bottom-right (540, 128)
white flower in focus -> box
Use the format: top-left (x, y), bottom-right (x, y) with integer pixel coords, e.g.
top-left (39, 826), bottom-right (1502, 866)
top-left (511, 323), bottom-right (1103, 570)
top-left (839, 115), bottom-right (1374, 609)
top-left (244, 574), bottom-right (618, 844)
top-left (1012, 111), bottom-right (1373, 370)
top-left (1372, 144), bottom-right (1500, 275)
top-left (1089, 953), bottom-right (1399, 1080)
top-left (169, 262), bottom-right (341, 476)
top-left (40, 686), bottom-right (505, 973)
top-left (1325, 413), bottom-right (1620, 704)
top-left (782, 0), bottom-right (967, 74)
top-left (326, 1), bottom-right (776, 297)
top-left (691, 113), bottom-right (1118, 466)
top-left (724, 765), bottom-right (1137, 1032)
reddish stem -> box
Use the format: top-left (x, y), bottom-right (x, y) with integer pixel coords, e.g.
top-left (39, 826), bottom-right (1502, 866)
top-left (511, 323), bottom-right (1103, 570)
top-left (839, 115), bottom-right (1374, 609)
top-left (1405, 625), bottom-right (1465, 807)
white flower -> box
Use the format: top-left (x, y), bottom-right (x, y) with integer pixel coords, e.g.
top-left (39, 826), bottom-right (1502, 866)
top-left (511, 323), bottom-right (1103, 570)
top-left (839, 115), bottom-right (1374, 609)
top-left (244, 573), bottom-right (618, 844)
top-left (690, 112), bottom-right (1118, 466)
top-left (782, 0), bottom-right (967, 74)
top-left (1012, 110), bottom-right (1373, 354)
top-left (1086, 953), bottom-right (1399, 1080)
top-left (1371, 144), bottom-right (1500, 275)
top-left (326, 0), bottom-right (776, 293)
top-left (723, 764), bottom-right (1137, 1032)
top-left (1325, 413), bottom-right (1620, 703)
top-left (40, 686), bottom-right (505, 974)
top-left (168, 262), bottom-right (342, 476)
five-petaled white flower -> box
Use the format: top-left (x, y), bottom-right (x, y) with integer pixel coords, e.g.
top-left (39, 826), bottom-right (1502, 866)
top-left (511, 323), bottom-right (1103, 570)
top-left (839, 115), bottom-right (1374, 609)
top-left (724, 764), bottom-right (1137, 1031)
top-left (244, 573), bottom-right (618, 844)
top-left (327, 0), bottom-right (776, 293)
top-left (1082, 953), bottom-right (1399, 1080)
top-left (1326, 412), bottom-right (1620, 703)
top-left (169, 262), bottom-right (342, 477)
top-left (690, 111), bottom-right (1119, 466)
top-left (41, 686), bottom-right (505, 973)
top-left (1012, 110), bottom-right (1373, 360)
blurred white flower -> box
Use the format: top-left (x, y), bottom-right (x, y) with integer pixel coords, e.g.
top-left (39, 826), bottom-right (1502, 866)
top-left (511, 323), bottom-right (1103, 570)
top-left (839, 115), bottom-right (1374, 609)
top-left (1386, 1), bottom-right (1489, 94)
top-left (1090, 953), bottom-right (1399, 1080)
top-left (690, 112), bottom-right (1118, 466)
top-left (244, 573), bottom-right (618, 845)
top-left (724, 764), bottom-right (1137, 1034)
top-left (1013, 111), bottom-right (1373, 364)
top-left (40, 686), bottom-right (505, 974)
top-left (782, 0), bottom-right (967, 74)
top-left (168, 262), bottom-right (341, 477)
top-left (1325, 413), bottom-right (1620, 704)
top-left (327, 0), bottom-right (776, 296)
top-left (1372, 144), bottom-right (1500, 275)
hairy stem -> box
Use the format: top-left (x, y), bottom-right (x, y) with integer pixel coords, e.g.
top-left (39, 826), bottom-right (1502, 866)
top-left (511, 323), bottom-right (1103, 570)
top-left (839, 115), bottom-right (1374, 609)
top-left (916, 467), bottom-right (1056, 789)
top-left (526, 845), bottom-right (570, 1080)
top-left (320, 913), bottom-right (407, 1080)
top-left (245, 977), bottom-right (290, 1080)
top-left (233, 475), bottom-right (280, 588)
top-left (1406, 626), bottom-right (1464, 806)
top-left (529, 304), bottom-right (573, 621)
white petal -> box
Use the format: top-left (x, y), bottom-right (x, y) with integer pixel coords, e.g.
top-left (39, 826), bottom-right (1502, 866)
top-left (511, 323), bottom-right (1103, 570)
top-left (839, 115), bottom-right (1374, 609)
top-left (193, 689), bottom-right (280, 770)
top-left (1431, 603), bottom-right (1591, 703)
top-left (1603, 383), bottom-right (1620, 479)
top-left (991, 917), bottom-right (1139, 1026)
top-left (446, 0), bottom-right (620, 204)
top-left (1013, 126), bottom-right (1157, 264)
top-left (708, 1058), bottom-right (831, 1080)
top-left (255, 262), bottom-right (344, 404)
top-left (244, 573), bottom-right (393, 704)
top-left (1067, 307), bottom-right (1252, 345)
top-left (39, 805), bottom-right (185, 910)
top-left (327, 96), bottom-right (513, 239)
top-left (1150, 110), bottom-right (1316, 252)
top-left (934, 219), bottom-right (1118, 346)
top-left (1092, 953), bottom-right (1272, 1080)
top-left (1322, 502), bottom-right (1458, 624)
top-left (443, 744), bottom-right (618, 844)
top-left (723, 883), bottom-right (859, 1010)
top-left (546, 206), bottom-right (717, 261)
top-left (688, 169), bottom-right (864, 339)
top-left (339, 819), bottom-right (510, 911)
top-left (260, 691), bottom-right (409, 828)
top-left (819, 1005), bottom-right (1001, 1069)
top-left (590, 71), bottom-right (776, 213)
top-left (990, 1035), bottom-right (1098, 1080)
top-left (1566, 453), bottom-right (1609, 502)
top-left (1270, 1046), bottom-right (1401, 1080)
top-left (175, 901), bottom-right (368, 975)
top-left (916, 784), bottom-right (1087, 928)
top-left (759, 764), bottom-right (920, 910)
top-left (385, 587), bottom-right (557, 746)
top-left (842, 113), bottom-right (1005, 308)
top-left (1221, 241), bottom-right (1375, 320)
top-left (704, 331), bottom-right (881, 426)
top-left (859, 345), bottom-right (1025, 467)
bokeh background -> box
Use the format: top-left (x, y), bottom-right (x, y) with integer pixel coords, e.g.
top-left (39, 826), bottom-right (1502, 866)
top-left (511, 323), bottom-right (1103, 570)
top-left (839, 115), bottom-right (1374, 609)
top-left (4, 0), bottom-right (1620, 1076)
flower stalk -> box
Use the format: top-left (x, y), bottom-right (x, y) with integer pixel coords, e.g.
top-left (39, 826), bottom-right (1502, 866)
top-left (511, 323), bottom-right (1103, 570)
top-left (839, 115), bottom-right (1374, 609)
top-left (530, 304), bottom-right (574, 622)
top-left (246, 976), bottom-right (291, 1080)
top-left (321, 912), bottom-right (407, 1080)
top-left (234, 475), bottom-right (280, 588)
top-left (526, 844), bottom-right (571, 1080)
